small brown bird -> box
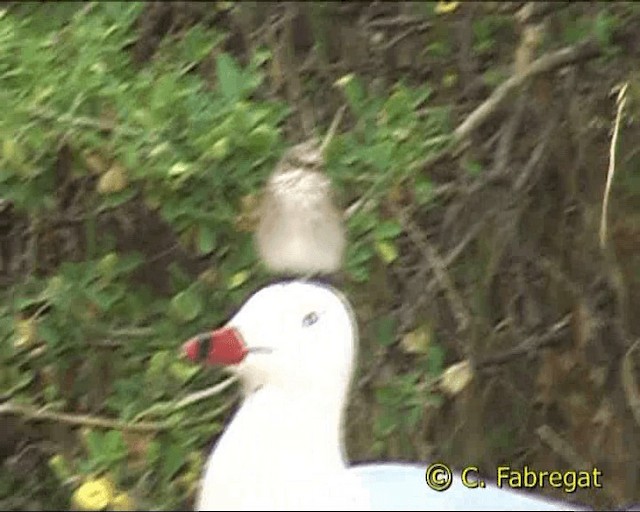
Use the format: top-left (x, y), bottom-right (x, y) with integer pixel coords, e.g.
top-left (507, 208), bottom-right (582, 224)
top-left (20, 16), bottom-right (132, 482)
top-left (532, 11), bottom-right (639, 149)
top-left (255, 111), bottom-right (346, 277)
top-left (255, 138), bottom-right (345, 277)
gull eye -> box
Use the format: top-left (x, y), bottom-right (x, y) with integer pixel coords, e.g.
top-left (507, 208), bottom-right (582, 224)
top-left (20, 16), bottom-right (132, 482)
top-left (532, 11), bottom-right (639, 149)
top-left (302, 311), bottom-right (319, 327)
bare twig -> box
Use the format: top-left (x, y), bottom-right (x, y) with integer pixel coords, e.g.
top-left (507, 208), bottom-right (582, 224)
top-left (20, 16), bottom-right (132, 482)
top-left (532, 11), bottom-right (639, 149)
top-left (390, 204), bottom-right (471, 332)
top-left (344, 178), bottom-right (454, 222)
top-left (513, 114), bottom-right (557, 192)
top-left (600, 82), bottom-right (628, 249)
top-left (320, 105), bottom-right (346, 155)
top-left (380, 24), bottom-right (430, 52)
top-left (368, 15), bottom-right (432, 29)
top-left (425, 213), bottom-right (489, 296)
top-left (0, 401), bottom-right (165, 432)
top-left (454, 39), bottom-right (599, 145)
top-left (536, 424), bottom-right (590, 469)
top-left (0, 378), bottom-right (238, 432)
top-left (28, 107), bottom-right (140, 137)
top-left (477, 314), bottom-right (571, 369)
top-left (398, 212), bottom-right (488, 330)
top-left (175, 376), bottom-right (238, 409)
top-left (516, 1), bottom-right (571, 25)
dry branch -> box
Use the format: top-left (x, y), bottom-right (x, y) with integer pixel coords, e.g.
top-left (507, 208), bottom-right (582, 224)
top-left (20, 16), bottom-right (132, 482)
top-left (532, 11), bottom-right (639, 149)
top-left (477, 315), bottom-right (571, 369)
top-left (600, 83), bottom-right (628, 249)
top-left (453, 39), bottom-right (600, 145)
top-left (390, 204), bottom-right (471, 332)
top-left (0, 378), bottom-right (237, 432)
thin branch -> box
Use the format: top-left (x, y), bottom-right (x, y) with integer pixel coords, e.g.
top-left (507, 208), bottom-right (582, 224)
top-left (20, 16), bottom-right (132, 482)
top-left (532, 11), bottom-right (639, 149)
top-left (175, 376), bottom-right (238, 409)
top-left (600, 83), bottom-right (628, 249)
top-left (0, 378), bottom-right (238, 432)
top-left (453, 39), bottom-right (599, 144)
top-left (515, 1), bottom-right (571, 25)
top-left (536, 424), bottom-right (589, 469)
top-left (390, 204), bottom-right (471, 332)
top-left (477, 314), bottom-right (571, 369)
top-left (28, 106), bottom-right (141, 137)
top-left (320, 105), bottom-right (346, 155)
top-left (0, 401), bottom-right (165, 432)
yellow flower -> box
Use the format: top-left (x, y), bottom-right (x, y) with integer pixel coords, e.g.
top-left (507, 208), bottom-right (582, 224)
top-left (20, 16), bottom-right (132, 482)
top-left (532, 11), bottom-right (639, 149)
top-left (71, 477), bottom-right (114, 511)
top-left (435, 1), bottom-right (460, 15)
top-left (112, 492), bottom-right (136, 511)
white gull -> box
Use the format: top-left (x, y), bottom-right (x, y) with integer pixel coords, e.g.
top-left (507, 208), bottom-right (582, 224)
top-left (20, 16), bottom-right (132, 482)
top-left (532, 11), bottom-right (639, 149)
top-left (182, 280), bottom-right (593, 511)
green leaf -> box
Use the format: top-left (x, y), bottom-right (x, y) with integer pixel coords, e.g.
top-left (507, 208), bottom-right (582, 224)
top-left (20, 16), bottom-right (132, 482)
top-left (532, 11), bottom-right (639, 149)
top-left (335, 73), bottom-right (366, 115)
top-left (375, 220), bottom-right (402, 240)
top-left (168, 162), bottom-right (190, 177)
top-left (97, 252), bottom-right (118, 278)
top-left (14, 295), bottom-right (47, 311)
top-left (246, 123), bottom-right (277, 154)
top-left (103, 430), bottom-right (126, 458)
top-left (227, 270), bottom-right (250, 290)
top-left (415, 178), bottom-right (434, 205)
top-left (197, 226), bottom-right (216, 255)
top-left (216, 53), bottom-right (243, 101)
top-left (426, 343), bottom-right (446, 376)
top-left (349, 211), bottom-right (378, 237)
top-left (97, 187), bottom-right (137, 211)
top-left (147, 351), bottom-right (170, 378)
top-left (347, 243), bottom-right (374, 266)
top-left (170, 289), bottom-right (203, 323)
top-left (374, 411), bottom-right (397, 437)
top-left (371, 440), bottom-right (385, 457)
top-left (169, 361), bottom-right (200, 383)
top-left (374, 315), bottom-right (397, 347)
top-left (181, 26), bottom-right (218, 63)
top-left (114, 253), bottom-right (144, 275)
top-left (369, 142), bottom-right (394, 171)
top-left (406, 405), bottom-right (423, 428)
top-left (348, 265), bottom-right (369, 283)
top-left (146, 440), bottom-right (162, 466)
top-left (375, 386), bottom-right (399, 407)
top-left (251, 49), bottom-right (272, 68)
top-left (162, 441), bottom-right (187, 482)
top-left (85, 430), bottom-right (103, 459)
top-left (38, 322), bottom-right (62, 348)
top-left (462, 159), bottom-right (483, 176)
top-left (384, 87), bottom-right (411, 121)
top-left (151, 73), bottom-right (177, 111)
top-left (594, 11), bottom-right (616, 49)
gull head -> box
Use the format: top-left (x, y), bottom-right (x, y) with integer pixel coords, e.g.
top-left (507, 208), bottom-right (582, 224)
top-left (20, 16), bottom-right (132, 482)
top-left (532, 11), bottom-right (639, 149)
top-left (182, 281), bottom-right (358, 399)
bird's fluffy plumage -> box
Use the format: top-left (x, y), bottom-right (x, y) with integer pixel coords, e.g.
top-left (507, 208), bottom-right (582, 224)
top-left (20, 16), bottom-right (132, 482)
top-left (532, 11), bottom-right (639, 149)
top-left (255, 140), bottom-right (346, 277)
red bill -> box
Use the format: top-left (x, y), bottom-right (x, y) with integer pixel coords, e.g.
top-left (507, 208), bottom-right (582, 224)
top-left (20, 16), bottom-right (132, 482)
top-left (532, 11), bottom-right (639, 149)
top-left (181, 327), bottom-right (248, 366)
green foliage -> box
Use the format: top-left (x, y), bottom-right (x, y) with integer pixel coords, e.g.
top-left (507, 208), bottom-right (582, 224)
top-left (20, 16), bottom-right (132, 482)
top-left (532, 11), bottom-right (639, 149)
top-left (472, 14), bottom-right (513, 56)
top-left (374, 315), bottom-right (398, 347)
top-left (0, 3), bottom-right (453, 509)
top-left (82, 430), bottom-right (128, 473)
top-left (372, 342), bottom-right (446, 457)
top-left (561, 5), bottom-right (621, 57)
top-left (334, 75), bottom-right (451, 281)
top-left (0, 4), bottom-right (281, 508)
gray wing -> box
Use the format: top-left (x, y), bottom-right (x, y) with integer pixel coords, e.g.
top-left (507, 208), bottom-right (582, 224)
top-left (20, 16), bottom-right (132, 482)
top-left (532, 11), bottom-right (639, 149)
top-left (350, 463), bottom-right (589, 511)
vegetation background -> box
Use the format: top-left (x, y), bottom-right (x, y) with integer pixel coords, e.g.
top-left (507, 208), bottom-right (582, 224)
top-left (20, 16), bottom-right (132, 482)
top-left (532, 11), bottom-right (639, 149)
top-left (1, 1), bottom-right (640, 510)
